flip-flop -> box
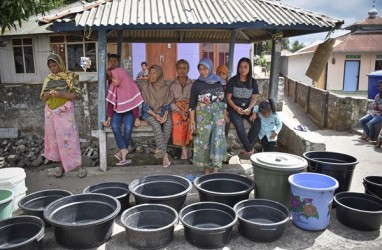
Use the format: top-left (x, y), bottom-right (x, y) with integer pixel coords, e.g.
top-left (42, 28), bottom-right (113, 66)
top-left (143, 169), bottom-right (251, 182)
top-left (54, 167), bottom-right (64, 178)
top-left (116, 159), bottom-right (132, 166)
top-left (77, 168), bottom-right (87, 178)
top-left (114, 153), bottom-right (122, 161)
top-left (294, 124), bottom-right (308, 132)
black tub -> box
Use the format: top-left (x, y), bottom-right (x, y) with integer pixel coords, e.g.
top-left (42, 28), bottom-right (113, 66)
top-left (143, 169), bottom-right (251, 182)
top-left (363, 176), bottom-right (382, 199)
top-left (334, 192), bottom-right (382, 231)
top-left (0, 215), bottom-right (44, 250)
top-left (233, 199), bottom-right (290, 242)
top-left (129, 175), bottom-right (192, 212)
top-left (44, 193), bottom-right (120, 249)
top-left (193, 173), bottom-right (255, 207)
top-left (121, 204), bottom-right (178, 249)
top-left (18, 189), bottom-right (72, 226)
top-left (303, 151), bottom-right (358, 194)
top-left (83, 182), bottom-right (130, 213)
top-left (179, 202), bottom-right (237, 248)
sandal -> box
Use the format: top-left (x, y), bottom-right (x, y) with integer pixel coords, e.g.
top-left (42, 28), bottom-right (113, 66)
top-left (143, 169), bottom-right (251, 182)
top-left (54, 167), bottom-right (64, 178)
top-left (116, 159), bottom-right (132, 166)
top-left (113, 153), bottom-right (122, 161)
top-left (154, 150), bottom-right (165, 159)
top-left (77, 167), bottom-right (87, 178)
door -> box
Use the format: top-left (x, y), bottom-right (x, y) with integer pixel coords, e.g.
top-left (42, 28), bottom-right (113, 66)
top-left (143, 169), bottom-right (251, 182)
top-left (146, 43), bottom-right (177, 80)
top-left (343, 60), bottom-right (360, 91)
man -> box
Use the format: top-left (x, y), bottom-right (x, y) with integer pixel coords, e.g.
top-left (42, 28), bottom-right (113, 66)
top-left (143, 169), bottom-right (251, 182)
top-left (136, 61), bottom-right (149, 81)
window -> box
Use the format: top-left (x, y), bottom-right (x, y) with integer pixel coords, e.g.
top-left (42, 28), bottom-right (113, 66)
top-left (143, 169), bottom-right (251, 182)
top-left (200, 43), bottom-right (229, 70)
top-left (50, 35), bottom-right (97, 72)
top-left (12, 38), bottom-right (35, 74)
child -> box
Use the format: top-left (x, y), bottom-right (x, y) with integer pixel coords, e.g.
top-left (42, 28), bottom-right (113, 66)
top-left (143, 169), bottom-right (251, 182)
top-left (189, 58), bottom-right (227, 174)
top-left (251, 99), bottom-right (282, 152)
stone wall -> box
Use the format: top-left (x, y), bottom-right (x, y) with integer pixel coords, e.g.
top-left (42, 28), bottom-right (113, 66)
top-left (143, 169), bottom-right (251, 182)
top-left (284, 76), bottom-right (370, 131)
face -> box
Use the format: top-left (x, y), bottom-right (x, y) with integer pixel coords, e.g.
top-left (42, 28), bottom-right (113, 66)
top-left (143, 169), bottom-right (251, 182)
top-left (176, 63), bottom-right (189, 77)
top-left (198, 64), bottom-right (209, 78)
top-left (378, 83), bottom-right (382, 92)
top-left (141, 64), bottom-right (147, 71)
top-left (239, 61), bottom-right (250, 77)
top-left (108, 57), bottom-right (118, 68)
top-left (260, 109), bottom-right (271, 117)
top-left (217, 71), bottom-right (227, 81)
top-left (48, 61), bottom-right (61, 74)
top-left (149, 68), bottom-right (159, 83)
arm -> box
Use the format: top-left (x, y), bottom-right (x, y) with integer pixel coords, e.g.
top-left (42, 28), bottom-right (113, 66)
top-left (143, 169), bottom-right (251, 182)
top-left (190, 110), bottom-right (196, 134)
top-left (226, 93), bottom-right (244, 115)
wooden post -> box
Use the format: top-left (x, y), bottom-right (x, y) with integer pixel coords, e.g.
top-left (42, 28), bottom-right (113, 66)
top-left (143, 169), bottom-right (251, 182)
top-left (98, 29), bottom-right (107, 172)
top-left (227, 30), bottom-right (238, 78)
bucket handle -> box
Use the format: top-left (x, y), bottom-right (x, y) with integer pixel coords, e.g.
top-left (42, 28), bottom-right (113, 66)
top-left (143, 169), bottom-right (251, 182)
top-left (321, 191), bottom-right (334, 204)
top-left (363, 182), bottom-right (380, 198)
top-left (36, 232), bottom-right (44, 242)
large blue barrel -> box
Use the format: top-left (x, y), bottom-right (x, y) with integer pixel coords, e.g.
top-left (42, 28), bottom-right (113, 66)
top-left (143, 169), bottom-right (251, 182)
top-left (367, 70), bottom-right (382, 99)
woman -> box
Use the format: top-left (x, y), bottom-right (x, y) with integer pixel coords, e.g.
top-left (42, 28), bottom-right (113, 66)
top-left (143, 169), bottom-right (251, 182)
top-left (216, 65), bottom-right (230, 137)
top-left (190, 58), bottom-right (227, 175)
top-left (40, 54), bottom-right (87, 178)
top-left (170, 59), bottom-right (193, 159)
top-left (105, 67), bottom-right (143, 165)
top-left (141, 65), bottom-right (173, 167)
top-left (226, 57), bottom-right (260, 155)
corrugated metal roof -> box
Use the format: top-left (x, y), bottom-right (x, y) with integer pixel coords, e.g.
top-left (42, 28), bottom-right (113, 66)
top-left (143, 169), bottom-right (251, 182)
top-left (36, 0), bottom-right (342, 42)
top-left (3, 0), bottom-right (342, 42)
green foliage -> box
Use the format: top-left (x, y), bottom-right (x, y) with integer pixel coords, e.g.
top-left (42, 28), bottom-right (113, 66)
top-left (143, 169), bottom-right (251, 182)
top-left (0, 0), bottom-right (84, 34)
top-left (290, 40), bottom-right (306, 53)
top-left (254, 38), bottom-right (305, 56)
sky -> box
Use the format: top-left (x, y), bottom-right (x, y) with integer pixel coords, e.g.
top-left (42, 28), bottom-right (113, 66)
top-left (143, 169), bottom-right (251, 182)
top-left (280, 0), bottom-right (382, 46)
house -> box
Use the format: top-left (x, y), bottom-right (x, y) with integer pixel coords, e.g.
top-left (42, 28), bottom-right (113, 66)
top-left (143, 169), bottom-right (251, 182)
top-left (0, 1), bottom-right (251, 85)
top-left (281, 7), bottom-right (382, 91)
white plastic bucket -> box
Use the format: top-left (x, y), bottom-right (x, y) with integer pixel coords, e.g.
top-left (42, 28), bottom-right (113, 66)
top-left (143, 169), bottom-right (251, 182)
top-left (288, 172), bottom-right (338, 231)
top-left (0, 168), bottom-right (27, 212)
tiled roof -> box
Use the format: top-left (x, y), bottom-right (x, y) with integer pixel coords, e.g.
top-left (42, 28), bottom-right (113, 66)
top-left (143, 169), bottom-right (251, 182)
top-left (334, 32), bottom-right (382, 52)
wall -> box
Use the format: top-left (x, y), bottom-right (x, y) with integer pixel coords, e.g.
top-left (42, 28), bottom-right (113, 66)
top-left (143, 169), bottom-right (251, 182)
top-left (0, 82), bottom-right (99, 137)
top-left (284, 76), bottom-right (369, 131)
top-left (281, 53), bottom-right (314, 85)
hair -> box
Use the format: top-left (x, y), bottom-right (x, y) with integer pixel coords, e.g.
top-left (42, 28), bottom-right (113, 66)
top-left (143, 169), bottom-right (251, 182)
top-left (141, 61), bottom-right (147, 66)
top-left (236, 57), bottom-right (253, 88)
top-left (378, 80), bottom-right (382, 86)
top-left (259, 98), bottom-right (276, 114)
top-left (107, 53), bottom-right (120, 61)
top-left (176, 59), bottom-right (189, 69)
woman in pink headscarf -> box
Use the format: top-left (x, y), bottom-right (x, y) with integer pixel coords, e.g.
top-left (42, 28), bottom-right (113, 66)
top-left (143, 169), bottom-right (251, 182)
top-left (105, 67), bottom-right (143, 165)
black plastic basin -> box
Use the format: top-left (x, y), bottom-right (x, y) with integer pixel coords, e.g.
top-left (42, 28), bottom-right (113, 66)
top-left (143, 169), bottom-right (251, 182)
top-left (179, 202), bottom-right (237, 248)
top-left (234, 199), bottom-right (290, 242)
top-left (0, 215), bottom-right (44, 250)
top-left (83, 182), bottom-right (129, 214)
top-left (121, 204), bottom-right (178, 249)
top-left (43, 193), bottom-right (120, 249)
top-left (303, 151), bottom-right (358, 194)
top-left (334, 192), bottom-right (382, 231)
top-left (193, 173), bottom-right (255, 207)
top-left (129, 175), bottom-right (192, 212)
top-left (363, 176), bottom-right (382, 199)
top-left (18, 189), bottom-right (72, 226)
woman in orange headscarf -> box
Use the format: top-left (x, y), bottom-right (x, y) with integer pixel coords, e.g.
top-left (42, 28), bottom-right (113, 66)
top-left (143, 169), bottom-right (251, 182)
top-left (216, 65), bottom-right (230, 137)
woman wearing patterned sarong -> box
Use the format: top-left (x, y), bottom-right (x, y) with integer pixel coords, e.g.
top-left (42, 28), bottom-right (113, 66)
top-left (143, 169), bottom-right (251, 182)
top-left (170, 59), bottom-right (193, 159)
top-left (40, 54), bottom-right (87, 178)
top-left (189, 58), bottom-right (227, 175)
top-left (141, 65), bottom-right (173, 168)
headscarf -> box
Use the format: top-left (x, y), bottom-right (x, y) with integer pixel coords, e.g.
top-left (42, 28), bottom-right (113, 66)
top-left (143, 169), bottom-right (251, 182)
top-left (197, 58), bottom-right (225, 85)
top-left (106, 68), bottom-right (143, 113)
top-left (141, 65), bottom-right (173, 113)
top-left (46, 53), bottom-right (77, 90)
top-left (216, 65), bottom-right (228, 83)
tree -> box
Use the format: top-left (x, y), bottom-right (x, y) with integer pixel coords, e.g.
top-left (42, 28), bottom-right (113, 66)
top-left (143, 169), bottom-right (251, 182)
top-left (0, 0), bottom-right (84, 34)
top-left (290, 40), bottom-right (305, 53)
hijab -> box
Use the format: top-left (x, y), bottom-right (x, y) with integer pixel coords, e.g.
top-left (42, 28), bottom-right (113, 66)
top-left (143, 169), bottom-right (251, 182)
top-left (197, 58), bottom-right (225, 85)
top-left (106, 68), bottom-right (143, 113)
top-left (46, 53), bottom-right (77, 90)
top-left (141, 65), bottom-right (173, 113)
top-left (216, 64), bottom-right (228, 83)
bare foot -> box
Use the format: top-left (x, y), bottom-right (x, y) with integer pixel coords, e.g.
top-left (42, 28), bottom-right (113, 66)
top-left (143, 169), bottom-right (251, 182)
top-left (163, 153), bottom-right (171, 168)
top-left (210, 168), bottom-right (218, 173)
top-left (181, 146), bottom-right (189, 159)
top-left (203, 167), bottom-right (209, 175)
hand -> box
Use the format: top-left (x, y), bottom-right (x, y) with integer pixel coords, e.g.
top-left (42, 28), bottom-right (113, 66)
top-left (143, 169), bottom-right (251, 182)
top-left (235, 106), bottom-right (244, 115)
top-left (134, 118), bottom-right (141, 128)
top-left (190, 121), bottom-right (196, 134)
top-left (43, 92), bottom-right (51, 101)
top-left (49, 90), bottom-right (62, 98)
top-left (181, 111), bottom-right (188, 121)
top-left (102, 117), bottom-right (111, 127)
top-left (249, 112), bottom-right (257, 122)
top-left (243, 108), bottom-right (251, 115)
top-left (270, 131), bottom-right (277, 140)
